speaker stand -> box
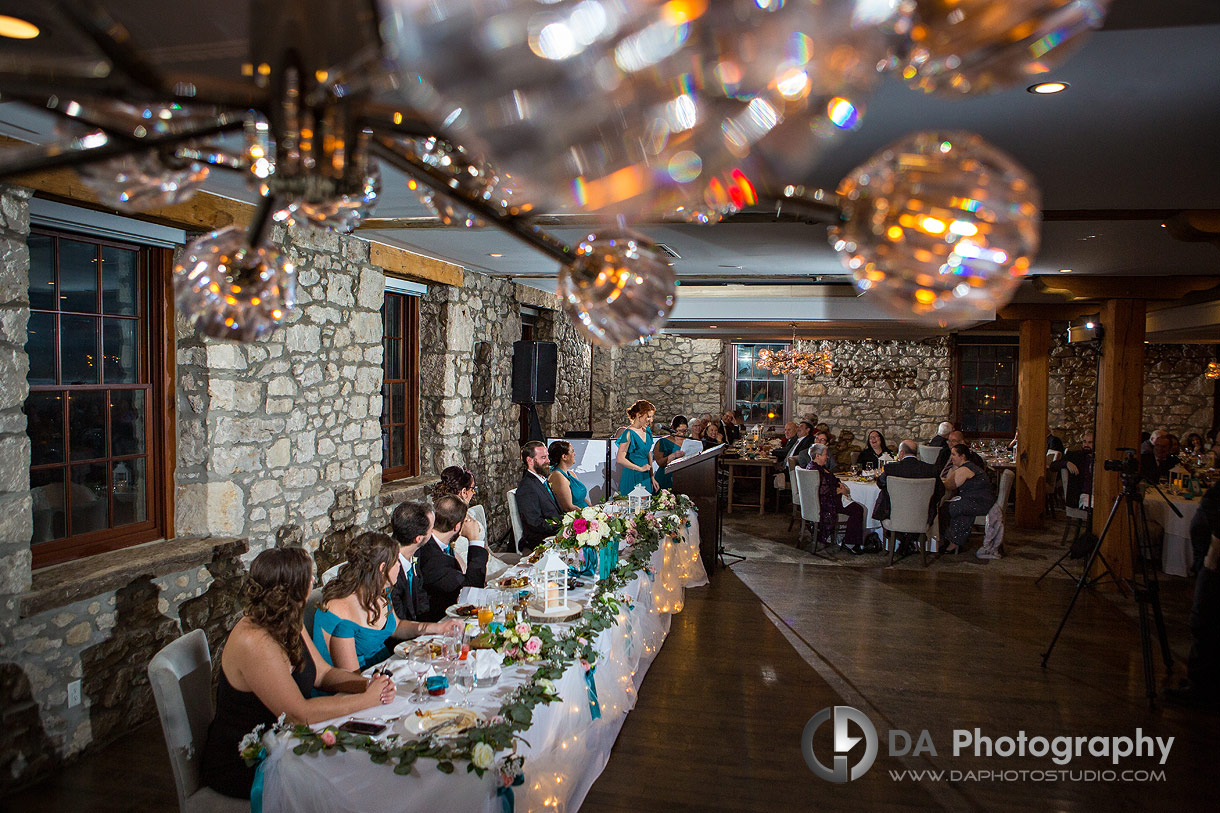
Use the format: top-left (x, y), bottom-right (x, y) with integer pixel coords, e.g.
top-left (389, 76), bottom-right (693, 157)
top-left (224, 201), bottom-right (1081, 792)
top-left (522, 404), bottom-right (545, 443)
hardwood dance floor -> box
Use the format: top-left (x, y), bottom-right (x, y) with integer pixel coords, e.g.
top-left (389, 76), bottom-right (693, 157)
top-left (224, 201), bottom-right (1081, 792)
top-left (7, 519), bottom-right (1220, 812)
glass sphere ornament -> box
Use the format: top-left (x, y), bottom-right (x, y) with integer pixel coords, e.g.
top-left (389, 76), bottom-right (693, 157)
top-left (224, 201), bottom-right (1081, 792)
top-left (409, 137), bottom-right (509, 226)
top-left (885, 0), bottom-right (1112, 95)
top-left (77, 148), bottom-right (210, 211)
top-left (276, 164), bottom-right (381, 233)
top-left (173, 225), bottom-right (297, 341)
top-left (557, 231), bottom-right (677, 346)
top-left (830, 130), bottom-right (1041, 326)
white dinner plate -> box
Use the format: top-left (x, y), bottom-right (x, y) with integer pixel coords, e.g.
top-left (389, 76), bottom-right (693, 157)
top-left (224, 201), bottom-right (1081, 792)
top-left (397, 707), bottom-right (486, 739)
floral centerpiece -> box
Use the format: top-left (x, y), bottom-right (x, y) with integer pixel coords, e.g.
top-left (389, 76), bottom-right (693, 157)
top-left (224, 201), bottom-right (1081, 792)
top-left (651, 489), bottom-right (693, 514)
top-left (475, 621), bottom-right (549, 664)
top-left (554, 506), bottom-right (625, 580)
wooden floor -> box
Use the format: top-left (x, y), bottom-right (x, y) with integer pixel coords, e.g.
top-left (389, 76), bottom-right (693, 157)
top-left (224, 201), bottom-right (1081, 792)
top-left (7, 517), bottom-right (1220, 812)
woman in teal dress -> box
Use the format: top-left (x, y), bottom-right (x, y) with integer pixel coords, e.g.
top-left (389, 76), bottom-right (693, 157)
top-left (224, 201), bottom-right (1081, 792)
top-left (547, 440), bottom-right (589, 511)
top-left (312, 532), bottom-right (460, 672)
top-left (653, 415), bottom-right (689, 490)
top-left (616, 399), bottom-right (658, 496)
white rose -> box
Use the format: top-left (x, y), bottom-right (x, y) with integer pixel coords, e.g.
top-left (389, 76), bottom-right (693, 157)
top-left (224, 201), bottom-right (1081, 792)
top-left (472, 742), bottom-right (495, 770)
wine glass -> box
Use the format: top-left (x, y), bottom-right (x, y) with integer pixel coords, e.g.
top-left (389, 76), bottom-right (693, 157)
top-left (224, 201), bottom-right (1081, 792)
top-left (455, 661), bottom-right (475, 707)
top-left (408, 642), bottom-right (430, 702)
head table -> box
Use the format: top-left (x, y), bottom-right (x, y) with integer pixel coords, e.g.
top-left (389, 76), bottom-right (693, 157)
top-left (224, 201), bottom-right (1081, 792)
top-left (259, 509), bottom-right (707, 813)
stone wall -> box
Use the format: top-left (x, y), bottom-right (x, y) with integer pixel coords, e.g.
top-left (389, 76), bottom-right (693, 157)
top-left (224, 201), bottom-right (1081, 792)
top-left (534, 304), bottom-right (592, 436)
top-left (1047, 328), bottom-right (1099, 442)
top-left (793, 337), bottom-right (953, 444)
top-left (0, 187), bottom-right (32, 604)
top-left (590, 334), bottom-right (727, 434)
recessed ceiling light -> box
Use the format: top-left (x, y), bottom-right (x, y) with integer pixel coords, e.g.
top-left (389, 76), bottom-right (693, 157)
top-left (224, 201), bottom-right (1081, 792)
top-left (1059, 268), bottom-right (1072, 273)
top-left (708, 325), bottom-right (718, 328)
top-left (0, 15), bottom-right (39, 39)
top-left (1027, 81), bottom-right (1068, 94)
top-left (488, 253), bottom-right (502, 257)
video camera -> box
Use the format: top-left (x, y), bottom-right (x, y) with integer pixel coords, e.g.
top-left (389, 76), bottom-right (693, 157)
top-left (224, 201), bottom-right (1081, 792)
top-left (1103, 447), bottom-right (1144, 495)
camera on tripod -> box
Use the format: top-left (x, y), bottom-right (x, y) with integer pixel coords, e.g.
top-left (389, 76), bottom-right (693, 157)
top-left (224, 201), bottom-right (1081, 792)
top-left (1103, 447), bottom-right (1144, 494)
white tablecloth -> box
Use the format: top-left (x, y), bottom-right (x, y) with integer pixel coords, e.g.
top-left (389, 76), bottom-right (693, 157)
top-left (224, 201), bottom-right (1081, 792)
top-left (1145, 495), bottom-right (1199, 577)
top-left (261, 511), bottom-right (708, 813)
top-left (843, 480), bottom-right (882, 530)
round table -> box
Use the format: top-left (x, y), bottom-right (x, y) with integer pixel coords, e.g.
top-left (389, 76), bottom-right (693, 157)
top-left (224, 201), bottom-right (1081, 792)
top-left (843, 479), bottom-right (882, 530)
top-left (1143, 493), bottom-right (1201, 576)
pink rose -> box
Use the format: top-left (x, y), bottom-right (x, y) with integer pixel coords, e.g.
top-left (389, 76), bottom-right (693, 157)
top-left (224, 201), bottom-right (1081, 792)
top-left (514, 622), bottom-right (531, 638)
top-left (572, 518), bottom-right (589, 533)
top-left (320, 729), bottom-right (336, 747)
top-left (524, 636), bottom-right (542, 655)
top-left (505, 646), bottom-right (519, 659)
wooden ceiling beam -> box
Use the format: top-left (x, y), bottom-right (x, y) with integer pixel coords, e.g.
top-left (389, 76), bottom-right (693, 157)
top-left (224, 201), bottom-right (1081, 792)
top-left (1034, 275), bottom-right (1220, 300)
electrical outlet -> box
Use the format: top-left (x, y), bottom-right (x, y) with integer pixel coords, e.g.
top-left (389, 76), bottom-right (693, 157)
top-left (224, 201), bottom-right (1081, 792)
top-left (67, 680), bottom-right (81, 708)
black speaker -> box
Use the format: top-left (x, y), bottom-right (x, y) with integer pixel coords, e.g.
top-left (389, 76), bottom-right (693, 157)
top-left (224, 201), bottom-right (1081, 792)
top-left (512, 340), bottom-right (557, 404)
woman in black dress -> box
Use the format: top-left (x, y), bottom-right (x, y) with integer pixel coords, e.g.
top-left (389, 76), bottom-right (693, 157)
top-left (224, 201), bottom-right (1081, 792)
top-left (856, 430), bottom-right (892, 470)
top-left (201, 548), bottom-right (396, 799)
top-left (939, 444), bottom-right (995, 554)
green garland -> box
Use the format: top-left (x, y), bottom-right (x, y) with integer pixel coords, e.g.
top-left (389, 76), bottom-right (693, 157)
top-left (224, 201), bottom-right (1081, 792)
top-left (244, 492), bottom-right (695, 786)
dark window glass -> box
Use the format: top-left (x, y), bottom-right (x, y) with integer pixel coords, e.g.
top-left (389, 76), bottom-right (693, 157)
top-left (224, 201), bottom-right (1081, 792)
top-left (110, 390), bottom-right (144, 456)
top-left (101, 246), bottom-right (138, 315)
top-left (25, 391), bottom-right (64, 466)
top-left (956, 340), bottom-right (1019, 436)
top-left (70, 463), bottom-right (110, 534)
top-left (31, 468), bottom-right (66, 544)
top-left (61, 314), bottom-right (100, 384)
top-left (28, 234), bottom-right (55, 310)
top-left (59, 239), bottom-right (99, 313)
top-left (26, 312), bottom-right (56, 385)
top-left (103, 317), bottom-right (138, 383)
top-left (380, 292), bottom-right (419, 479)
top-left (112, 457), bottom-right (146, 526)
top-left (69, 390), bottom-right (107, 461)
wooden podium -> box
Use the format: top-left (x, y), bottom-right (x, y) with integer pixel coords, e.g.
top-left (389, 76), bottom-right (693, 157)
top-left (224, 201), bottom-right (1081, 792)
top-left (667, 444), bottom-right (724, 575)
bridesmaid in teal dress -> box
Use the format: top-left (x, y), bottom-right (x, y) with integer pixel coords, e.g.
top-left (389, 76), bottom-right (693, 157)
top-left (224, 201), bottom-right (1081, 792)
top-left (616, 399), bottom-right (657, 496)
top-left (653, 415), bottom-right (689, 490)
top-left (547, 440), bottom-right (589, 511)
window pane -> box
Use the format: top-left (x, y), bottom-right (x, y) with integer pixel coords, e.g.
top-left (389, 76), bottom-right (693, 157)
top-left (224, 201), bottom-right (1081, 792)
top-left (737, 358), bottom-right (752, 378)
top-left (737, 345), bottom-right (751, 364)
top-left (736, 381), bottom-right (751, 402)
top-left (768, 381), bottom-right (784, 404)
top-left (112, 457), bottom-right (146, 526)
top-left (59, 239), bottom-right (99, 313)
top-left (391, 426), bottom-right (405, 467)
top-left (29, 234), bottom-right (56, 311)
top-left (103, 317), bottom-right (139, 383)
top-left (110, 390), bottom-right (145, 456)
top-left (385, 338), bottom-right (402, 379)
top-left (748, 403), bottom-right (765, 422)
top-left (69, 390), bottom-right (107, 461)
top-left (61, 315), bottom-right (100, 384)
top-left (31, 468), bottom-right (66, 544)
top-left (26, 391), bottom-right (65, 466)
top-left (384, 295), bottom-right (401, 338)
top-left (70, 464), bottom-right (110, 534)
top-left (381, 426), bottom-right (390, 466)
top-left (101, 246), bottom-right (138, 315)
top-left (26, 312), bottom-right (57, 384)
top-left (391, 382), bottom-right (405, 424)
top-left (380, 383), bottom-right (390, 425)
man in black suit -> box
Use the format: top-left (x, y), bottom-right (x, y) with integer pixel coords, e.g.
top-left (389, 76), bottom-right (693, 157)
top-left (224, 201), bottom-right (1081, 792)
top-left (389, 500), bottom-right (433, 622)
top-left (417, 494), bottom-right (489, 622)
top-left (1050, 432), bottom-right (1093, 509)
top-left (515, 440), bottom-right (562, 551)
top-left (874, 440), bottom-right (945, 555)
top-left (1141, 433), bottom-right (1180, 483)
top-left (928, 421), bottom-right (953, 471)
top-left (775, 421), bottom-right (815, 470)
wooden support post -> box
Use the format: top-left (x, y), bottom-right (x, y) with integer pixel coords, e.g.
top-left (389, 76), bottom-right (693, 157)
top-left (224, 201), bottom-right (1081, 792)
top-left (1016, 320), bottom-right (1050, 529)
top-left (1092, 299), bottom-right (1146, 580)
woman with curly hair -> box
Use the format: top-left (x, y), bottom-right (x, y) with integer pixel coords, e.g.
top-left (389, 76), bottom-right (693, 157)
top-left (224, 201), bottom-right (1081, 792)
top-left (616, 398), bottom-right (658, 496)
top-left (547, 440), bottom-right (589, 511)
top-left (313, 532), bottom-right (461, 671)
top-left (433, 465), bottom-right (484, 544)
top-left (201, 547), bottom-right (396, 799)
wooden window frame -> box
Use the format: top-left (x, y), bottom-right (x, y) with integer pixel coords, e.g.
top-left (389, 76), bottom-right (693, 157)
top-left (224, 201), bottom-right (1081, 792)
top-left (381, 292), bottom-right (420, 481)
top-left (728, 342), bottom-right (789, 430)
top-left (27, 230), bottom-right (173, 568)
top-left (954, 335), bottom-right (1020, 438)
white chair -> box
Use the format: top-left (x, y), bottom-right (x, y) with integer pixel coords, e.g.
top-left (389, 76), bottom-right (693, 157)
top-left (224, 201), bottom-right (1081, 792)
top-left (1046, 449), bottom-right (1063, 463)
top-left (320, 563), bottom-right (342, 585)
top-left (794, 467), bottom-right (848, 555)
top-left (974, 469), bottom-right (1015, 528)
top-left (917, 443), bottom-right (941, 465)
top-left (1061, 468), bottom-right (1090, 546)
top-left (147, 630), bottom-right (250, 812)
top-left (881, 477), bottom-right (938, 567)
top-left (786, 457), bottom-right (801, 534)
top-left (506, 489), bottom-right (524, 554)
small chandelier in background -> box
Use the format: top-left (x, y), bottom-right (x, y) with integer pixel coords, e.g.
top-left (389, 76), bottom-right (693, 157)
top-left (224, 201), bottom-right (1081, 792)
top-left (1206, 362), bottom-right (1220, 381)
top-left (757, 325), bottom-right (833, 377)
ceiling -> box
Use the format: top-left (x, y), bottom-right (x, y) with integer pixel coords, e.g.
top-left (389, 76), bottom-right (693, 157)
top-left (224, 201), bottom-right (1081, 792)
top-left (2, 0), bottom-right (1219, 334)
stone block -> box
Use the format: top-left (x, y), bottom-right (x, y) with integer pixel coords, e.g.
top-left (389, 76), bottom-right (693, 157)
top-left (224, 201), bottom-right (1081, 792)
top-left (176, 481), bottom-right (245, 536)
top-left (0, 305), bottom-right (28, 344)
top-left (357, 268), bottom-right (384, 310)
top-left (267, 438), bottom-right (292, 468)
top-left (285, 323), bottom-right (321, 353)
top-left (205, 343), bottom-right (247, 370)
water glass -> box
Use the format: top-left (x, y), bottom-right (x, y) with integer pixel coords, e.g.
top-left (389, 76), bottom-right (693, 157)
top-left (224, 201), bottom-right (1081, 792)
top-left (455, 662), bottom-right (475, 707)
top-left (408, 643), bottom-right (430, 702)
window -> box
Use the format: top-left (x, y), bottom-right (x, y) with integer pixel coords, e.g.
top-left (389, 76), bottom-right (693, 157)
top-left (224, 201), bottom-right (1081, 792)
top-left (732, 344), bottom-right (787, 426)
top-left (25, 230), bottom-right (168, 567)
top-left (956, 337), bottom-right (1019, 435)
top-left (381, 292), bottom-right (419, 479)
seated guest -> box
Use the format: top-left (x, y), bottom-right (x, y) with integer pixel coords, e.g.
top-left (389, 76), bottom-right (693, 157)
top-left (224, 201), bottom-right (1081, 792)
top-left (389, 500), bottom-right (433, 622)
top-left (772, 422), bottom-right (798, 459)
top-left (1047, 430), bottom-right (1066, 455)
top-left (689, 419), bottom-right (706, 443)
top-left (811, 430), bottom-right (836, 471)
top-left (804, 443), bottom-right (866, 553)
top-left (548, 439), bottom-right (589, 511)
top-left (201, 547), bottom-right (397, 799)
top-left (1142, 433), bottom-right (1180, 483)
top-left (516, 441), bottom-right (562, 550)
top-left (314, 532), bottom-right (462, 670)
top-left (939, 444), bottom-right (995, 555)
top-left (856, 429), bottom-right (893, 470)
top-left (942, 429), bottom-right (986, 475)
top-left (874, 440), bottom-right (944, 553)
top-left (432, 466), bottom-right (484, 546)
top-left (1184, 433), bottom-right (1205, 456)
top-left (418, 495), bottom-right (489, 621)
top-left (1140, 429), bottom-right (1160, 455)
top-left (617, 399), bottom-right (658, 495)
top-left (702, 420), bottom-right (724, 450)
top-left (653, 415), bottom-right (689, 491)
top-left (720, 409), bottom-right (742, 445)
top-left (1050, 432), bottom-right (1094, 509)
top-left (1169, 433), bottom-right (1182, 457)
top-left (775, 421), bottom-right (814, 471)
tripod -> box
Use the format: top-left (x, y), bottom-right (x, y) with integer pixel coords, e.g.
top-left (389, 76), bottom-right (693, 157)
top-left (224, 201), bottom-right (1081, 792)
top-left (1041, 473), bottom-right (1178, 706)
top-left (716, 460), bottom-right (746, 567)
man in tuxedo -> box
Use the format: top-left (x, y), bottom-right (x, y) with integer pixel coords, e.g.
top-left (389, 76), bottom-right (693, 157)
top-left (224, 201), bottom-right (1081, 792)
top-left (417, 494), bottom-right (489, 622)
top-left (515, 440), bottom-right (562, 551)
top-left (1141, 433), bottom-right (1180, 483)
top-left (874, 440), bottom-right (945, 555)
top-left (1050, 431), bottom-right (1094, 509)
top-left (773, 421), bottom-right (814, 490)
top-left (389, 500), bottom-right (433, 623)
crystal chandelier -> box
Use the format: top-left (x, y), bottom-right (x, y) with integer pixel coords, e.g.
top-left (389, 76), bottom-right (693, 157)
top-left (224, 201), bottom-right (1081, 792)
top-left (0, 0), bottom-right (1112, 343)
top-left (757, 325), bottom-right (833, 377)
top-left (1206, 362), bottom-right (1220, 381)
